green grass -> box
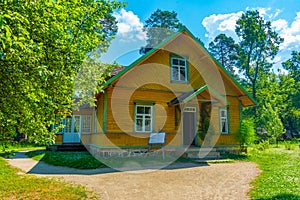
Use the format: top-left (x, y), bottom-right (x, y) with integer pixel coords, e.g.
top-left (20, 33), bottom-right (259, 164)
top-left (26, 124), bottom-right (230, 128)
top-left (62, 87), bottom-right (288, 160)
top-left (1, 141), bottom-right (45, 152)
top-left (247, 143), bottom-right (300, 200)
top-left (26, 150), bottom-right (107, 169)
top-left (0, 157), bottom-right (97, 200)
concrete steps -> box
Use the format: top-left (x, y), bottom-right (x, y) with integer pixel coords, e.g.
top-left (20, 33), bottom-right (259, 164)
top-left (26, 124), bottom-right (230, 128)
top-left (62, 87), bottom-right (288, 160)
top-left (182, 147), bottom-right (221, 159)
top-left (46, 143), bottom-right (87, 152)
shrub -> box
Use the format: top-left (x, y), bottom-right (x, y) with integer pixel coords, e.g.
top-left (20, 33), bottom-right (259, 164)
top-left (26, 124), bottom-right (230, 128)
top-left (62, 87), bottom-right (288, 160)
top-left (237, 118), bottom-right (256, 148)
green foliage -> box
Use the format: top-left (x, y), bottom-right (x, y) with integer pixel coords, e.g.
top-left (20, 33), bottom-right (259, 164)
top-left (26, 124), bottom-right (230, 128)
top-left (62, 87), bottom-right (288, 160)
top-left (208, 34), bottom-right (239, 75)
top-left (238, 118), bottom-right (256, 146)
top-left (0, 0), bottom-right (123, 144)
top-left (252, 140), bottom-right (270, 151)
top-left (73, 52), bottom-right (120, 109)
top-left (257, 102), bottom-right (284, 140)
top-left (281, 51), bottom-right (300, 131)
top-left (140, 9), bottom-right (183, 54)
top-left (235, 10), bottom-right (283, 100)
top-left (0, 157), bottom-right (94, 199)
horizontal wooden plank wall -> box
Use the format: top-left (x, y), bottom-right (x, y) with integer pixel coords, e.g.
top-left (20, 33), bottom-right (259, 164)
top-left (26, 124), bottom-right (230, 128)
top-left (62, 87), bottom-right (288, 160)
top-left (81, 133), bottom-right (182, 147)
top-left (91, 33), bottom-right (245, 148)
top-left (55, 134), bottom-right (63, 144)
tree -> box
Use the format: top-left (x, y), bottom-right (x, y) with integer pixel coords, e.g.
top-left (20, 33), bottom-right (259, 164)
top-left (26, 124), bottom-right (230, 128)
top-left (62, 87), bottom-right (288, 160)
top-left (281, 51), bottom-right (300, 132)
top-left (208, 34), bottom-right (239, 75)
top-left (235, 10), bottom-right (283, 101)
top-left (0, 0), bottom-right (123, 145)
top-left (282, 51), bottom-right (300, 81)
top-left (140, 9), bottom-right (183, 54)
top-left (255, 72), bottom-right (285, 141)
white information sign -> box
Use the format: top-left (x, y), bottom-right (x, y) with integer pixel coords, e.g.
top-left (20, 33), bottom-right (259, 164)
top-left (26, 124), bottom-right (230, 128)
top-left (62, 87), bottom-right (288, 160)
top-left (148, 132), bottom-right (166, 145)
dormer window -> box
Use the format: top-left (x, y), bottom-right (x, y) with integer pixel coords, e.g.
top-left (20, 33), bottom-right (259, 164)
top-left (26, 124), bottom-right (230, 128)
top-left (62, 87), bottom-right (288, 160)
top-left (170, 55), bottom-right (188, 83)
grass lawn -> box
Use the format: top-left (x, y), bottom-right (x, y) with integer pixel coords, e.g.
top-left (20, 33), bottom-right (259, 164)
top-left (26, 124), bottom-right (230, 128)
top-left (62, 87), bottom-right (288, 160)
top-left (27, 150), bottom-right (107, 169)
top-left (0, 156), bottom-right (97, 200)
top-left (247, 143), bottom-right (300, 200)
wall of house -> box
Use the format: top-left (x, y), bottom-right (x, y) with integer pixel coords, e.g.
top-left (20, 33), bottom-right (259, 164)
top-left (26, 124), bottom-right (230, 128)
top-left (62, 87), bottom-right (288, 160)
top-left (55, 133), bottom-right (63, 144)
top-left (89, 33), bottom-right (246, 148)
top-left (96, 94), bottom-right (104, 133)
top-left (95, 85), bottom-right (183, 147)
top-left (197, 97), bottom-right (241, 146)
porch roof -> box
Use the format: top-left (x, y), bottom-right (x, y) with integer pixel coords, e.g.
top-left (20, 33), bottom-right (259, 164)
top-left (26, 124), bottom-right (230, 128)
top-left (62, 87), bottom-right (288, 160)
top-left (167, 85), bottom-right (229, 106)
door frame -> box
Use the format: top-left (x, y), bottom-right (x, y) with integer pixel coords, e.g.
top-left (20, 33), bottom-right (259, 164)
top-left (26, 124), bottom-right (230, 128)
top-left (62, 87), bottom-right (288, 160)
top-left (62, 115), bottom-right (81, 143)
top-left (182, 106), bottom-right (198, 146)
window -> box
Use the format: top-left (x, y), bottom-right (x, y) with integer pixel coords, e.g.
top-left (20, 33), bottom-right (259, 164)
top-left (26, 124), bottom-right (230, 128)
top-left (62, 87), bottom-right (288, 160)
top-left (74, 116), bottom-right (81, 133)
top-left (171, 56), bottom-right (188, 82)
top-left (81, 115), bottom-right (92, 133)
top-left (219, 108), bottom-right (228, 134)
top-left (65, 117), bottom-right (72, 133)
top-left (135, 105), bottom-right (153, 132)
top-left (62, 115), bottom-right (92, 134)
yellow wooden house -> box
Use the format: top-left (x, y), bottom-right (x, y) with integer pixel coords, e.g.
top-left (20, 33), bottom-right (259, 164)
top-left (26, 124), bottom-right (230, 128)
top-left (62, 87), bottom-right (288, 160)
top-left (78, 27), bottom-right (255, 152)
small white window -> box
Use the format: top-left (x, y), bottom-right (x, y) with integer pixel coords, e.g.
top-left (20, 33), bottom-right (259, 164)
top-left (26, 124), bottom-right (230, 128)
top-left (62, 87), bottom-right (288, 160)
top-left (184, 107), bottom-right (196, 112)
top-left (220, 108), bottom-right (228, 134)
top-left (135, 105), bottom-right (153, 132)
top-left (171, 57), bottom-right (188, 82)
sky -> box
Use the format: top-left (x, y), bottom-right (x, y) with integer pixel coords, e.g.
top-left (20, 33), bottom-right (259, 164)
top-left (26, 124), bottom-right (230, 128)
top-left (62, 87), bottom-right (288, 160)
top-left (100, 0), bottom-right (300, 70)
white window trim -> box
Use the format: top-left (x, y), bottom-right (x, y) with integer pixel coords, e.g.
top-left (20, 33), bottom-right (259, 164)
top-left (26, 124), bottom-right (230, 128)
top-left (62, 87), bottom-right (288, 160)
top-left (62, 115), bottom-right (92, 134)
top-left (135, 105), bottom-right (153, 133)
top-left (170, 56), bottom-right (188, 83)
top-left (219, 108), bottom-right (229, 134)
top-left (81, 115), bottom-right (92, 134)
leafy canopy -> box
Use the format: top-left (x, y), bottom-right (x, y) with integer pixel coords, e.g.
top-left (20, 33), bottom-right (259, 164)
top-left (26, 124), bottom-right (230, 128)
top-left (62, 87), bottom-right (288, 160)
top-left (0, 0), bottom-right (123, 144)
top-left (235, 10), bottom-right (283, 100)
top-left (140, 9), bottom-right (183, 54)
top-left (208, 34), bottom-right (239, 75)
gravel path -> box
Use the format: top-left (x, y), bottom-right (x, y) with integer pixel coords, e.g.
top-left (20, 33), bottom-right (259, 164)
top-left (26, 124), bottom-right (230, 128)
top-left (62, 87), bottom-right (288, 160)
top-left (7, 152), bottom-right (261, 200)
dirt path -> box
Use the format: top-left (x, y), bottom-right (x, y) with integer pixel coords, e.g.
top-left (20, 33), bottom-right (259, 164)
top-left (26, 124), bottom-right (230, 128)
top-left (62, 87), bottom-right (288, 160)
top-left (7, 152), bottom-right (260, 200)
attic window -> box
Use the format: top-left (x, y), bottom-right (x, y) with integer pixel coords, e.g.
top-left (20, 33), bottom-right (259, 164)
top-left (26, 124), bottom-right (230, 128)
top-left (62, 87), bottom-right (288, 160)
top-left (170, 56), bottom-right (188, 83)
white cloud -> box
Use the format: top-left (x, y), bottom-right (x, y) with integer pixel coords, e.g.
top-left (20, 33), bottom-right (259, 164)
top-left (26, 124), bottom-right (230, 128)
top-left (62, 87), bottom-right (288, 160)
top-left (277, 12), bottom-right (300, 50)
top-left (113, 9), bottom-right (146, 42)
top-left (202, 11), bottom-right (243, 40)
top-left (202, 8), bottom-right (300, 69)
top-left (272, 19), bottom-right (288, 31)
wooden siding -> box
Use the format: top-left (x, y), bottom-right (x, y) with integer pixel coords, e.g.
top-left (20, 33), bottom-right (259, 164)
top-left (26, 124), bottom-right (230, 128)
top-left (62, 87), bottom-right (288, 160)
top-left (81, 133), bottom-right (182, 147)
top-left (96, 94), bottom-right (104, 133)
top-left (105, 86), bottom-right (178, 133)
top-left (55, 134), bottom-right (63, 144)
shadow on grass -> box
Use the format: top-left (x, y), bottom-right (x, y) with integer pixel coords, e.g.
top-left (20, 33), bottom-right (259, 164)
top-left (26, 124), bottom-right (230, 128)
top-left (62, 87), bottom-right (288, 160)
top-left (22, 150), bottom-right (210, 175)
top-left (254, 193), bottom-right (300, 200)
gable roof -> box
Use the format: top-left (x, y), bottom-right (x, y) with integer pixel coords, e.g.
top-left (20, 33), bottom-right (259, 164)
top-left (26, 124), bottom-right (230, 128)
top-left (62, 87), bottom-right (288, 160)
top-left (168, 85), bottom-right (229, 106)
top-left (102, 26), bottom-right (256, 107)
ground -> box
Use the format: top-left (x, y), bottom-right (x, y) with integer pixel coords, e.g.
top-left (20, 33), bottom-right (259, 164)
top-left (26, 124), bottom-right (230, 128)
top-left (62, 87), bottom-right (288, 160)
top-left (7, 152), bottom-right (260, 200)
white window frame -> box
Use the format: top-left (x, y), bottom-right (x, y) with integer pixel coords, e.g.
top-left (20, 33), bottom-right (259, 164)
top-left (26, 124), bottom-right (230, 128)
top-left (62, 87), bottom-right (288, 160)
top-left (170, 56), bottom-right (188, 83)
top-left (219, 108), bottom-right (229, 134)
top-left (135, 105), bottom-right (153, 133)
top-left (81, 115), bottom-right (92, 134)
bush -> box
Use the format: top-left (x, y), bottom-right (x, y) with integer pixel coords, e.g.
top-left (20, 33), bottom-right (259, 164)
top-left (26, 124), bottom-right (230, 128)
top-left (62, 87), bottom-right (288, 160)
top-left (253, 140), bottom-right (270, 151)
top-left (283, 141), bottom-right (296, 150)
top-left (237, 118), bottom-right (256, 147)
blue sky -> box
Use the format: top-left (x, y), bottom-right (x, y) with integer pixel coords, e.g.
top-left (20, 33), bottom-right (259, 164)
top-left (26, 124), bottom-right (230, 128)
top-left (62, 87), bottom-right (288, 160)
top-left (101, 0), bottom-right (300, 69)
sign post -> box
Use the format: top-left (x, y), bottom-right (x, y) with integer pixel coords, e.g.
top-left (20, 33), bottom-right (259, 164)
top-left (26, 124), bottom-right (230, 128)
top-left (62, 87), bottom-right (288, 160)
top-left (148, 132), bottom-right (166, 159)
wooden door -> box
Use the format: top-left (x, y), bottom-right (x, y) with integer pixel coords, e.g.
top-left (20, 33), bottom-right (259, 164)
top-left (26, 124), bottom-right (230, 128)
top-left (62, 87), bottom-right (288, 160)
top-left (183, 109), bottom-right (196, 146)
